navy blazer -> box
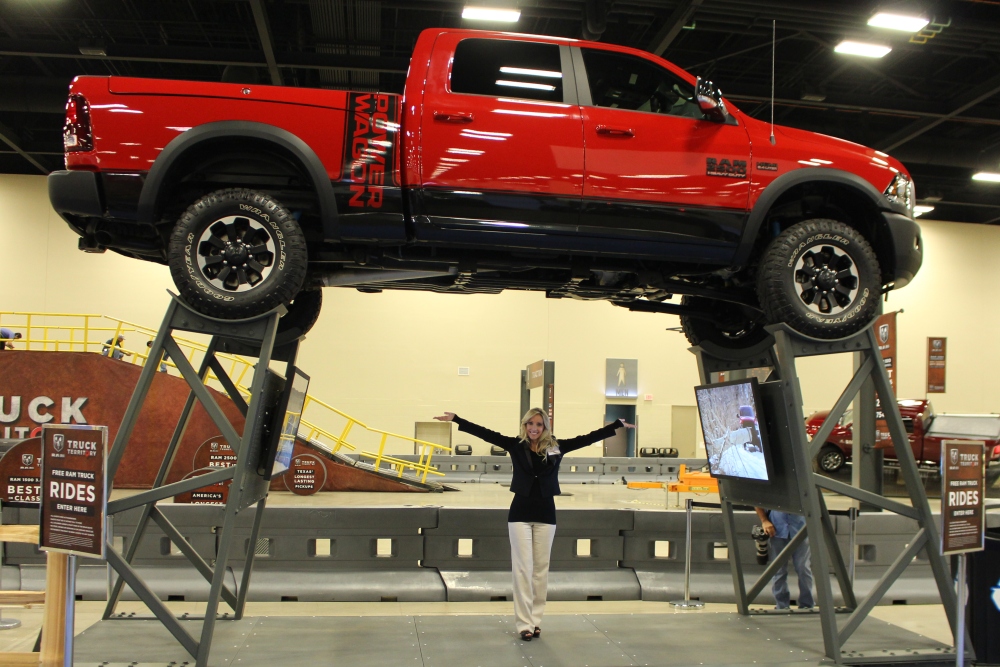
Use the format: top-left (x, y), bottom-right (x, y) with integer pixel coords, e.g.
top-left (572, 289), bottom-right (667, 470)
top-left (453, 416), bottom-right (625, 497)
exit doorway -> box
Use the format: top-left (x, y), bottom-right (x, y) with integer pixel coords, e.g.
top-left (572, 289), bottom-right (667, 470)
top-left (604, 405), bottom-right (637, 457)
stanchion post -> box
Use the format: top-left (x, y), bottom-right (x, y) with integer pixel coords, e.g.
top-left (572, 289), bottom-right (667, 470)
top-left (670, 498), bottom-right (704, 609)
top-left (40, 551), bottom-right (68, 667)
top-left (848, 506), bottom-right (858, 586)
top-left (955, 553), bottom-right (966, 667)
top-left (64, 555), bottom-right (76, 667)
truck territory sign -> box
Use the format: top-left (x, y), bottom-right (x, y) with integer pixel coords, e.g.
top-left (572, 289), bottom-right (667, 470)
top-left (941, 441), bottom-right (985, 555)
top-left (39, 424), bottom-right (107, 558)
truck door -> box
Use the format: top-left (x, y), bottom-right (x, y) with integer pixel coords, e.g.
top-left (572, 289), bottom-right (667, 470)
top-left (416, 34), bottom-right (584, 244)
top-left (575, 46), bottom-right (751, 261)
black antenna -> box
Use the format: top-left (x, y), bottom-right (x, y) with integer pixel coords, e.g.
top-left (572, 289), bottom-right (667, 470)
top-left (769, 19), bottom-right (776, 145)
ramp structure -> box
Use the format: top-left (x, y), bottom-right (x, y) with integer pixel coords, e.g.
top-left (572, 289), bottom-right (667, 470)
top-left (693, 323), bottom-right (965, 664)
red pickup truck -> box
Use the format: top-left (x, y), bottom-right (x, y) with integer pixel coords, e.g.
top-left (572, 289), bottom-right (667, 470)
top-left (48, 28), bottom-right (922, 347)
top-left (808, 399), bottom-right (1000, 473)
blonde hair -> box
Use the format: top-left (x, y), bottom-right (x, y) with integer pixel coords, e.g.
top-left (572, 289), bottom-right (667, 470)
top-left (519, 407), bottom-right (559, 456)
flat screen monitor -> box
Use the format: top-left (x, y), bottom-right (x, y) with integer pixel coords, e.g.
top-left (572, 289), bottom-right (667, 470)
top-left (694, 377), bottom-right (773, 483)
top-left (261, 368), bottom-right (310, 480)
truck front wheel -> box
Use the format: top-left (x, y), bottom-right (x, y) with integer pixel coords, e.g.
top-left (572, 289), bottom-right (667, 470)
top-left (168, 188), bottom-right (307, 320)
top-left (757, 219), bottom-right (880, 339)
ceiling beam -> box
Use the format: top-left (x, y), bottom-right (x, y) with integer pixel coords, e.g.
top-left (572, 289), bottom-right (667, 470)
top-left (647, 0), bottom-right (704, 56)
top-left (0, 39), bottom-right (410, 74)
top-left (249, 0), bottom-right (283, 86)
top-left (799, 31), bottom-right (926, 100)
top-left (877, 72), bottom-right (1000, 152)
top-left (0, 121), bottom-right (49, 174)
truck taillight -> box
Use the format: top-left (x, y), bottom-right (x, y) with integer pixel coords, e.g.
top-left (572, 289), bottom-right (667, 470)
top-left (993, 444), bottom-right (1000, 459)
top-left (63, 93), bottom-right (93, 153)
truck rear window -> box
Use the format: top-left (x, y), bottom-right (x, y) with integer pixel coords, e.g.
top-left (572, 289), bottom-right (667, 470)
top-left (451, 38), bottom-right (564, 103)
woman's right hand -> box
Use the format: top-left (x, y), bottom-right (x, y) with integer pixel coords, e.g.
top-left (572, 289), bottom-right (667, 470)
top-left (433, 412), bottom-right (455, 422)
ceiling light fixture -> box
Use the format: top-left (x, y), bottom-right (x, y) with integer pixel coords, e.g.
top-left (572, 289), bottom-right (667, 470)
top-left (868, 12), bottom-right (930, 32)
top-left (834, 41), bottom-right (892, 58)
top-left (972, 172), bottom-right (1000, 183)
top-left (913, 205), bottom-right (935, 217)
top-left (462, 6), bottom-right (520, 22)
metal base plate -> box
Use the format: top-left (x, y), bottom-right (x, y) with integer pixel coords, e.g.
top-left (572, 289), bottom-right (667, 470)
top-left (73, 611), bottom-right (950, 666)
top-left (0, 617), bottom-right (21, 630)
top-left (668, 599), bottom-right (705, 609)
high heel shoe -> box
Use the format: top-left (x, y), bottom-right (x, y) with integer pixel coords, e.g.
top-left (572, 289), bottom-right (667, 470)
top-left (519, 630), bottom-right (533, 641)
top-left (533, 626), bottom-right (541, 638)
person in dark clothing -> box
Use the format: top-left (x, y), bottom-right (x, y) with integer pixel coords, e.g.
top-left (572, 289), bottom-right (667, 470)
top-left (434, 408), bottom-right (633, 642)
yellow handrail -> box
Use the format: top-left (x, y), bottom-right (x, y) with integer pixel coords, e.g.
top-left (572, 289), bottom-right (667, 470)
top-left (0, 310), bottom-right (451, 485)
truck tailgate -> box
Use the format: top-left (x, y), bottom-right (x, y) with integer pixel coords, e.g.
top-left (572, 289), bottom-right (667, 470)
top-left (927, 414), bottom-right (1000, 440)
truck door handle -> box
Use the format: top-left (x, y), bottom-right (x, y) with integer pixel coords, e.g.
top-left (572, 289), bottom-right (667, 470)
top-left (596, 125), bottom-right (634, 137)
top-left (433, 111), bottom-right (474, 123)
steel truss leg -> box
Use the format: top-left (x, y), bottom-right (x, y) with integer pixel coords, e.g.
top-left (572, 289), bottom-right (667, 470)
top-left (693, 323), bottom-right (957, 664)
top-left (99, 295), bottom-right (290, 667)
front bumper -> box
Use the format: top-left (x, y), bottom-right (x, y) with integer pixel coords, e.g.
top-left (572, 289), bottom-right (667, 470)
top-left (882, 211), bottom-right (922, 288)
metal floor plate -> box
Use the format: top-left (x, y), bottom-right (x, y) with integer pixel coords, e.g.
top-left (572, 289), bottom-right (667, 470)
top-left (72, 611), bottom-right (952, 667)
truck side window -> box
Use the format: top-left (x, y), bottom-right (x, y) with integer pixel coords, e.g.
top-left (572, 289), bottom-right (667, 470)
top-left (451, 38), bottom-right (564, 103)
top-left (902, 417), bottom-right (915, 434)
top-left (581, 48), bottom-right (702, 119)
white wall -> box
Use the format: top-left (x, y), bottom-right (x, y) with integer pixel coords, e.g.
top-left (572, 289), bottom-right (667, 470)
top-left (2, 174), bottom-right (994, 456)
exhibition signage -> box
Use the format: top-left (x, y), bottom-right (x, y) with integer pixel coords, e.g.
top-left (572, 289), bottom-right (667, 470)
top-left (874, 311), bottom-right (897, 444)
top-left (605, 358), bottom-right (638, 398)
top-left (526, 360), bottom-right (544, 389)
top-left (283, 453), bottom-right (327, 495)
top-left (175, 436), bottom-right (235, 504)
top-left (0, 438), bottom-right (41, 507)
top-left (941, 441), bottom-right (985, 555)
top-left (927, 337), bottom-right (947, 394)
top-left (39, 424), bottom-right (107, 558)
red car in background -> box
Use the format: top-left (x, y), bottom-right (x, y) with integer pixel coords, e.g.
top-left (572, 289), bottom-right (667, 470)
top-left (807, 399), bottom-right (1000, 473)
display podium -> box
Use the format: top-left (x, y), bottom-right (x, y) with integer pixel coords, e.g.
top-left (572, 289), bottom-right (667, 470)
top-left (102, 293), bottom-right (299, 667)
top-left (692, 323), bottom-right (967, 664)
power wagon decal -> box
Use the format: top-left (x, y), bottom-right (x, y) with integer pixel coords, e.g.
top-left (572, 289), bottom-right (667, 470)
top-left (342, 92), bottom-right (401, 208)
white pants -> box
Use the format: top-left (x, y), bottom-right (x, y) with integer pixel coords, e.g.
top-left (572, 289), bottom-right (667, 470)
top-left (508, 522), bottom-right (557, 634)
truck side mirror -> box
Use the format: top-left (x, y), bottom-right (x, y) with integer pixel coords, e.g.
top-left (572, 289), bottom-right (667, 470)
top-left (695, 77), bottom-right (729, 123)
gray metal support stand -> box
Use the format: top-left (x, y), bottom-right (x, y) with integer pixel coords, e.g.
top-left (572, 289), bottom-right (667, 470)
top-left (101, 293), bottom-right (297, 667)
top-left (692, 322), bottom-right (960, 664)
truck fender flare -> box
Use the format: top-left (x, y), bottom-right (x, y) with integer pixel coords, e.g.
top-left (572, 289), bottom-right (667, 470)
top-left (733, 167), bottom-right (886, 267)
top-left (137, 120), bottom-right (338, 238)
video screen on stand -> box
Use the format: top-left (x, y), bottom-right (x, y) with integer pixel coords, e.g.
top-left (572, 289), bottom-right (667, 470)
top-left (263, 368), bottom-right (310, 480)
top-left (694, 377), bottom-right (773, 483)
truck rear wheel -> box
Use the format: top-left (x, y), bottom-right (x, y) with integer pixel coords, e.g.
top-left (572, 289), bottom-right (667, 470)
top-left (757, 219), bottom-right (880, 339)
top-left (168, 188), bottom-right (307, 320)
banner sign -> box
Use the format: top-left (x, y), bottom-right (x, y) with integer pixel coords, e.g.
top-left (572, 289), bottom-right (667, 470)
top-left (874, 311), bottom-right (897, 444)
top-left (283, 453), bottom-right (327, 496)
top-left (174, 436), bottom-right (235, 504)
top-left (927, 337), bottom-right (946, 394)
top-left (605, 359), bottom-right (638, 398)
top-left (941, 441), bottom-right (985, 555)
top-left (0, 438), bottom-right (41, 507)
top-left (526, 360), bottom-right (545, 390)
top-left (39, 424), bottom-right (107, 558)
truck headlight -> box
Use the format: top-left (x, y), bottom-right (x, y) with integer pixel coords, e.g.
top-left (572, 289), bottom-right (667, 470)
top-left (884, 173), bottom-right (915, 217)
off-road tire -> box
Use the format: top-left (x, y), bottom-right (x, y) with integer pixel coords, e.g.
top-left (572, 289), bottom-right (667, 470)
top-left (274, 288), bottom-right (323, 348)
top-left (680, 295), bottom-right (768, 349)
top-left (757, 219), bottom-right (880, 339)
top-left (817, 444), bottom-right (846, 473)
top-left (168, 188), bottom-right (307, 319)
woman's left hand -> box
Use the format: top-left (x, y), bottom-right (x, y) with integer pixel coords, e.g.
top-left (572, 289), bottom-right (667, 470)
top-left (619, 420), bottom-right (636, 429)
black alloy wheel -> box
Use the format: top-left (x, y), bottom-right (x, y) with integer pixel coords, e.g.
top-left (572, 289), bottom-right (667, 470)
top-left (168, 188), bottom-right (307, 319)
top-left (757, 219), bottom-right (880, 339)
